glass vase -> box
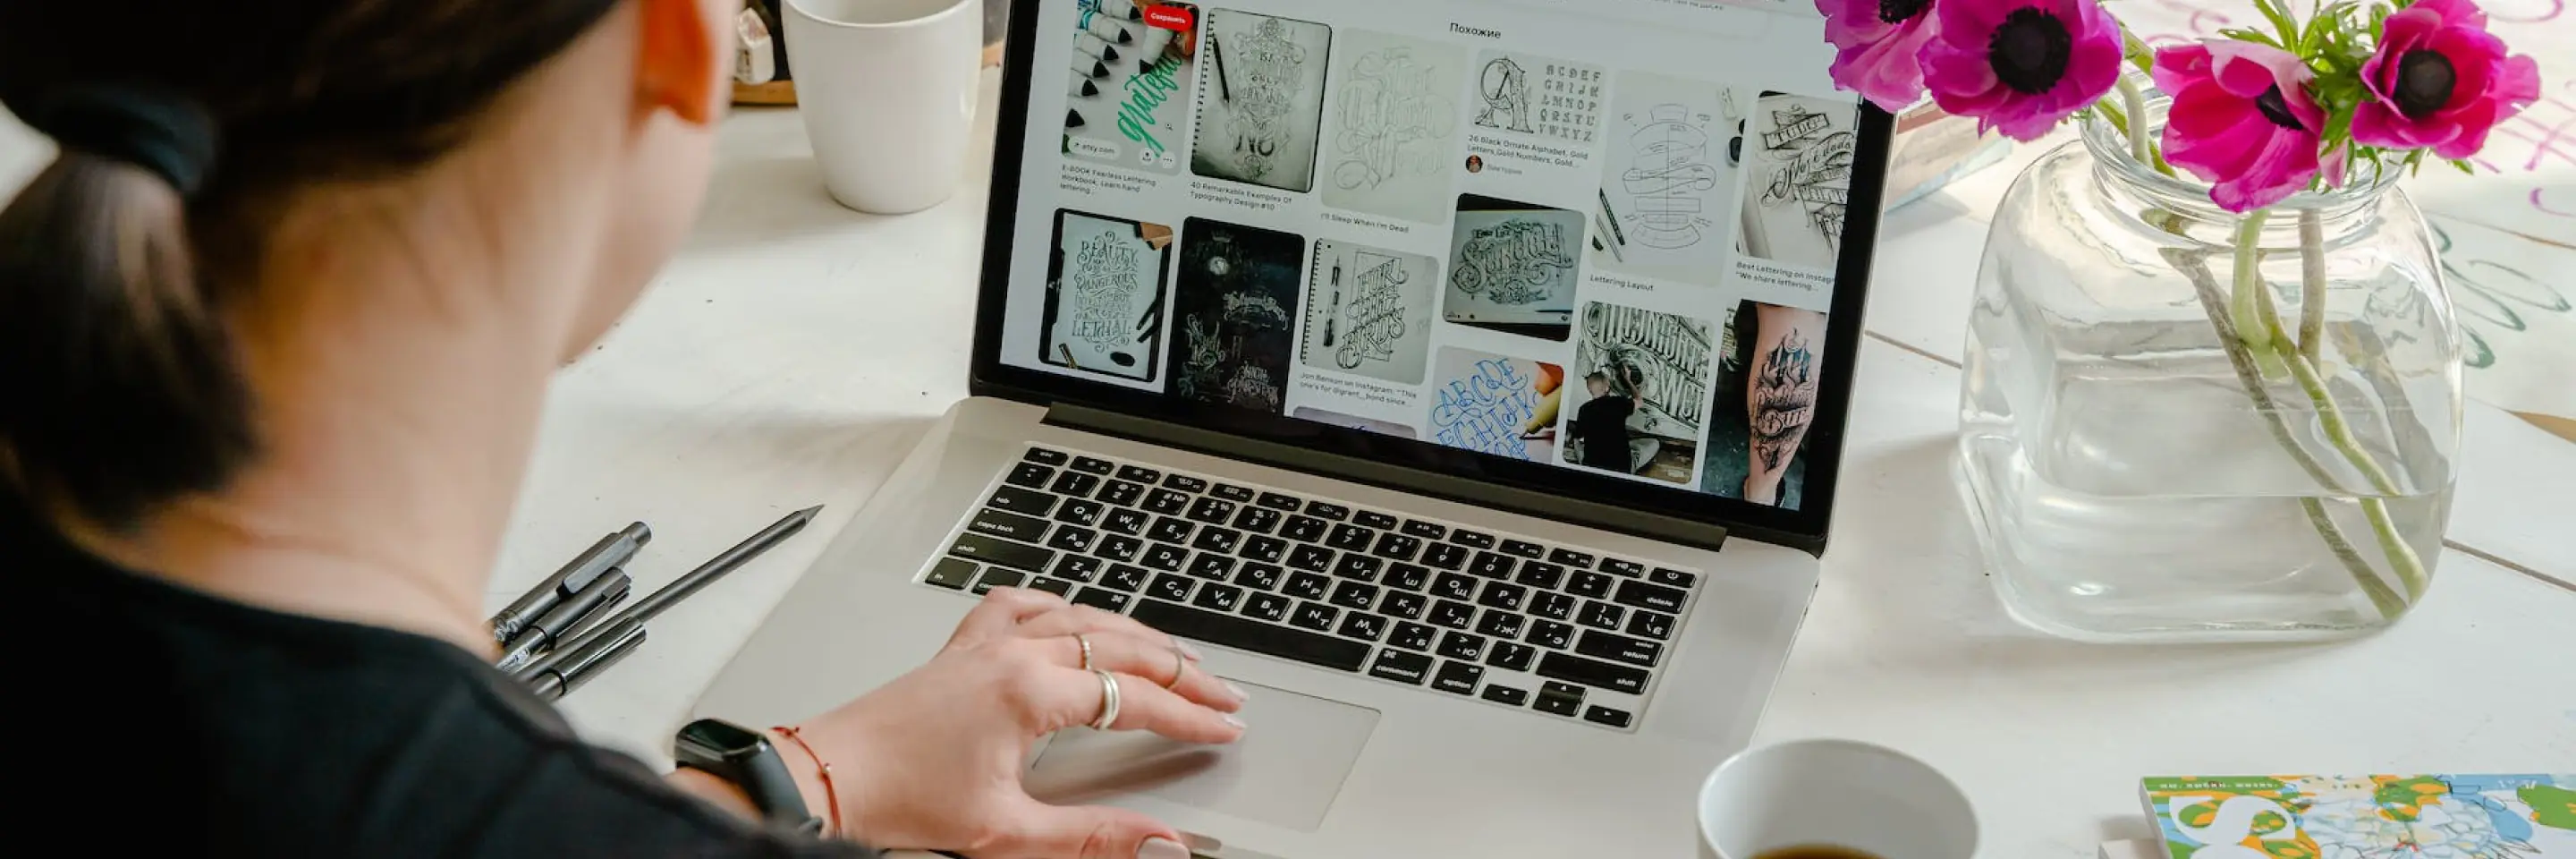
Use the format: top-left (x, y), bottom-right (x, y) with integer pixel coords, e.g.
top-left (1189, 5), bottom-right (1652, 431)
top-left (1956, 98), bottom-right (2464, 642)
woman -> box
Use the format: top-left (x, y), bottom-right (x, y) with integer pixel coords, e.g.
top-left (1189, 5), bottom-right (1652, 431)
top-left (0, 2), bottom-right (1241, 856)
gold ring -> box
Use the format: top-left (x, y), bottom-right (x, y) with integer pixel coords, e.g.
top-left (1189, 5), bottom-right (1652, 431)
top-left (1073, 633), bottom-right (1094, 672)
top-left (1164, 645), bottom-right (1187, 690)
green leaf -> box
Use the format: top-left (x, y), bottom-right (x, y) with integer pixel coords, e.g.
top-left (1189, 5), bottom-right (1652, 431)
top-left (2222, 27), bottom-right (2284, 47)
top-left (2451, 158), bottom-right (2477, 174)
top-left (2254, 0), bottom-right (2304, 47)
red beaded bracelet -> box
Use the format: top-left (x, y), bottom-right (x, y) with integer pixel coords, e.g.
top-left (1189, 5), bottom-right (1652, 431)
top-left (771, 726), bottom-right (843, 838)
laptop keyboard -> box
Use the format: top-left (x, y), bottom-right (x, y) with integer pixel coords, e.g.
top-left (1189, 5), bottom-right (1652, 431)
top-left (916, 445), bottom-right (1705, 732)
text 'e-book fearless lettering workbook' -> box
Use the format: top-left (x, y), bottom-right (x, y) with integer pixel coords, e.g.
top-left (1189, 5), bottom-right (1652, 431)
top-left (1004, 0), bottom-right (1860, 512)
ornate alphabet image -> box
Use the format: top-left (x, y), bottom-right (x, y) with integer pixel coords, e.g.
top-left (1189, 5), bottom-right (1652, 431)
top-left (1172, 218), bottom-right (1305, 413)
top-left (1191, 10), bottom-right (1331, 192)
top-left (1042, 209), bottom-right (1171, 383)
top-left (1321, 30), bottom-right (1464, 224)
top-left (1301, 240), bottom-right (1436, 385)
top-left (1445, 195), bottom-right (1586, 341)
top-left (1737, 90), bottom-right (1858, 271)
top-left (1471, 50), bottom-right (1604, 145)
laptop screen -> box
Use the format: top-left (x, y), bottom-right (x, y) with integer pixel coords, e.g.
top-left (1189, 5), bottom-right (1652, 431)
top-left (977, 0), bottom-right (1888, 548)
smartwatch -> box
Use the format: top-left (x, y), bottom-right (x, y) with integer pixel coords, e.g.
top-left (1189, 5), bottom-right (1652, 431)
top-left (674, 719), bottom-right (824, 834)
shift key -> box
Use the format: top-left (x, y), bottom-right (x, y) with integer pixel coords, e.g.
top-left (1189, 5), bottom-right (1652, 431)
top-left (949, 532), bottom-right (1055, 573)
top-left (1537, 651), bottom-right (1649, 695)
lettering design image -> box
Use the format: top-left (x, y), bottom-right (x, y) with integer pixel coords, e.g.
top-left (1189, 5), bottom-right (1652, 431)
top-left (1564, 302), bottom-right (1712, 486)
top-left (1291, 407), bottom-right (1418, 439)
top-left (1043, 209), bottom-right (1173, 382)
top-left (1593, 72), bottom-right (1743, 286)
top-left (1063, 1), bottom-right (1199, 174)
top-left (1699, 301), bottom-right (1827, 509)
top-left (1470, 50), bottom-right (1604, 145)
top-left (1444, 194), bottom-right (1586, 342)
top-left (1172, 218), bottom-right (1305, 413)
top-left (1427, 347), bottom-right (1563, 464)
top-left (1191, 9), bottom-right (1331, 192)
top-left (1300, 240), bottom-right (1436, 385)
top-left (1320, 30), bottom-right (1464, 224)
top-left (1737, 90), bottom-right (1857, 272)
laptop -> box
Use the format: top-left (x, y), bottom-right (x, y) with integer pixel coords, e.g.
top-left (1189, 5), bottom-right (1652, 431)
top-left (697, 0), bottom-right (1892, 855)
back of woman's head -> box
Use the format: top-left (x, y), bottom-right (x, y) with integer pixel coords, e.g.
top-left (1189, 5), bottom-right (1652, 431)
top-left (0, 1), bottom-right (629, 529)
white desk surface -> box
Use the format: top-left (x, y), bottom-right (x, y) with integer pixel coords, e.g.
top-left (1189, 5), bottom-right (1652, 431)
top-left (5, 73), bottom-right (2570, 856)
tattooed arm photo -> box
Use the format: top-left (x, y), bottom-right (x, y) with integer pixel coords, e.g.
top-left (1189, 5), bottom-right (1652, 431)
top-left (1744, 304), bottom-right (1825, 506)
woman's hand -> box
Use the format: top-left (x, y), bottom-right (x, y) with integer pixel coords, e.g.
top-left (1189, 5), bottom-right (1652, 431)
top-left (789, 588), bottom-right (1246, 859)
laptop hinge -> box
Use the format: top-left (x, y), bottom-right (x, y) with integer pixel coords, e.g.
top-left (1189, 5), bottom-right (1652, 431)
top-left (1046, 404), bottom-right (1729, 554)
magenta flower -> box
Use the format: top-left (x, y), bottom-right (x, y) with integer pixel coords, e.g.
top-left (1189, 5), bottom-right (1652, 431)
top-left (2351, 0), bottom-right (2540, 158)
top-left (2154, 40), bottom-right (2325, 211)
top-left (1818, 0), bottom-right (1941, 111)
top-left (1919, 0), bottom-right (2123, 140)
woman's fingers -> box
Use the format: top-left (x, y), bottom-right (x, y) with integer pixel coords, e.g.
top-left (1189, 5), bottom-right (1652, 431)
top-left (952, 588), bottom-right (1072, 644)
top-left (992, 798), bottom-right (1193, 859)
top-left (1098, 671), bottom-right (1245, 744)
top-left (1015, 606), bottom-right (1200, 662)
top-left (1053, 630), bottom-right (1243, 712)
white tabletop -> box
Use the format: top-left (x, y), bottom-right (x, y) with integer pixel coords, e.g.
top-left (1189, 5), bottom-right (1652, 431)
top-left (7, 71), bottom-right (2571, 857)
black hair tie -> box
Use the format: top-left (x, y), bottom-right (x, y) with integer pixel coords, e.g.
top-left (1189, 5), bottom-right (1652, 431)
top-left (29, 85), bottom-right (219, 199)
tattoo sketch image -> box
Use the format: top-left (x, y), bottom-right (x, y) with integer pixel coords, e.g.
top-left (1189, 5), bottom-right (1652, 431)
top-left (1737, 90), bottom-right (1857, 271)
top-left (1427, 347), bottom-right (1563, 463)
top-left (1699, 301), bottom-right (1827, 509)
top-left (1172, 218), bottom-right (1304, 414)
top-left (1062, 1), bottom-right (1199, 174)
top-left (1321, 31), bottom-right (1464, 224)
top-left (1444, 195), bottom-right (1586, 342)
top-left (1594, 72), bottom-right (1743, 285)
top-left (1191, 10), bottom-right (1330, 192)
top-left (1301, 240), bottom-right (1436, 385)
top-left (1565, 303), bottom-right (1711, 485)
top-left (1470, 51), bottom-right (1604, 144)
top-left (1042, 209), bottom-right (1172, 383)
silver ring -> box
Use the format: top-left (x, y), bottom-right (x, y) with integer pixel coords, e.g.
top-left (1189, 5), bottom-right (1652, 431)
top-left (1164, 646), bottom-right (1187, 690)
top-left (1073, 633), bottom-right (1094, 672)
top-left (1089, 669), bottom-right (1123, 731)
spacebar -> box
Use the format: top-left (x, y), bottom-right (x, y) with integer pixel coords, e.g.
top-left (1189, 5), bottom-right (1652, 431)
top-left (1130, 600), bottom-right (1370, 673)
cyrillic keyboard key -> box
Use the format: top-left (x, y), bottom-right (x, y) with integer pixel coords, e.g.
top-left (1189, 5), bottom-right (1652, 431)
top-left (1238, 535), bottom-right (1287, 564)
top-left (1286, 545), bottom-right (1335, 573)
top-left (1422, 542), bottom-right (1470, 570)
top-left (1102, 508), bottom-right (1149, 536)
top-left (1284, 572), bottom-right (1332, 601)
top-left (949, 533), bottom-right (1053, 573)
top-left (1628, 610), bottom-right (1675, 641)
top-left (1470, 552), bottom-right (1516, 579)
top-left (1527, 620), bottom-right (1575, 650)
top-left (1044, 526), bottom-right (1097, 554)
top-left (1054, 499), bottom-right (1105, 526)
top-left (1053, 555), bottom-right (1102, 583)
top-left (924, 557), bottom-right (979, 590)
top-left (1103, 565), bottom-right (1149, 592)
top-left (1244, 591), bottom-right (1292, 622)
top-left (1537, 651), bottom-right (1649, 694)
top-left (1389, 621), bottom-right (1438, 651)
top-left (970, 509), bottom-right (1051, 543)
top-left (1095, 534), bottom-right (1142, 563)
top-left (1532, 591), bottom-right (1577, 621)
top-left (1131, 600), bottom-right (1371, 673)
top-left (1368, 650), bottom-right (1433, 685)
top-left (1328, 581), bottom-right (1379, 611)
top-left (1436, 631), bottom-right (1487, 661)
top-left (1477, 581), bottom-right (1528, 612)
top-left (1190, 526), bottom-right (1241, 555)
top-left (1337, 611), bottom-right (1387, 642)
top-left (1097, 481), bottom-right (1146, 506)
top-left (1237, 563), bottom-right (1284, 591)
top-left (1429, 600), bottom-right (1476, 629)
top-left (1432, 573), bottom-right (1478, 601)
top-left (1381, 591), bottom-right (1428, 620)
top-left (1332, 554), bottom-right (1383, 582)
top-left (1143, 489), bottom-right (1191, 515)
top-left (1187, 553), bottom-right (1237, 580)
top-left (1148, 574), bottom-right (1195, 602)
top-left (1140, 544), bottom-right (1188, 572)
top-left (1192, 583), bottom-right (1245, 613)
top-left (1385, 563), bottom-right (1430, 591)
top-left (1614, 579), bottom-right (1688, 614)
top-left (1476, 610), bottom-right (1525, 639)
top-left (1289, 601), bottom-right (1339, 632)
top-left (1148, 516), bottom-right (1195, 545)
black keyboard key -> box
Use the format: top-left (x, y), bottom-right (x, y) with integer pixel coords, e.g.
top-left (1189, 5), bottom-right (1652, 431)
top-left (1148, 516), bottom-right (1195, 545)
top-left (1233, 506), bottom-right (1282, 534)
top-left (1368, 649), bottom-right (1434, 685)
top-left (1284, 572), bottom-right (1332, 601)
top-left (1614, 580), bottom-right (1688, 614)
top-left (1070, 587), bottom-right (1131, 612)
top-left (1402, 520), bottom-right (1448, 540)
top-left (1568, 571), bottom-right (1615, 599)
top-left (1422, 542), bottom-right (1470, 570)
top-left (1487, 641), bottom-right (1538, 672)
top-left (1071, 456), bottom-right (1114, 475)
top-left (1549, 549), bottom-right (1596, 568)
top-left (1500, 539), bottom-right (1546, 559)
top-left (1543, 681), bottom-right (1588, 700)
top-left (1116, 464), bottom-right (1162, 483)
top-left (1187, 553), bottom-right (1237, 580)
top-left (1190, 526), bottom-right (1242, 555)
top-left (1354, 510), bottom-right (1399, 530)
top-left (1528, 620), bottom-right (1576, 650)
top-left (1045, 526), bottom-right (1097, 554)
top-left (1578, 600), bottom-right (1625, 630)
top-left (1102, 508), bottom-right (1149, 536)
top-left (1431, 573), bottom-right (1478, 601)
top-left (1054, 499), bottom-right (1106, 526)
top-left (1162, 474), bottom-right (1208, 493)
top-left (1148, 574), bottom-right (1196, 602)
top-left (1281, 515), bottom-right (1330, 542)
top-left (1290, 601), bottom-right (1340, 632)
top-left (1385, 563), bottom-right (1431, 591)
top-left (1131, 600), bottom-right (1368, 672)
top-left (1583, 706), bottom-right (1634, 728)
top-left (1304, 501), bottom-right (1350, 521)
top-left (1243, 591), bottom-right (1292, 622)
top-left (1533, 591), bottom-right (1577, 622)
top-left (1433, 660), bottom-right (1484, 695)
top-left (1141, 544), bottom-right (1189, 572)
top-left (1602, 558), bottom-right (1646, 578)
top-left (1514, 561), bottom-right (1565, 590)
top-left (970, 508), bottom-right (1051, 543)
top-left (1193, 583), bottom-right (1245, 613)
top-left (1023, 447), bottom-right (1069, 465)
top-left (1482, 685), bottom-right (1530, 706)
top-left (1237, 563), bottom-right (1284, 591)
top-left (1537, 651), bottom-right (1649, 694)
top-left (1238, 534), bottom-right (1287, 563)
top-left (1450, 529), bottom-right (1496, 549)
top-left (1326, 523), bottom-right (1376, 552)
top-left (1476, 610), bottom-right (1525, 639)
top-left (1651, 567), bottom-right (1699, 589)
top-left (1381, 591), bottom-right (1428, 620)
top-left (1332, 554), bottom-right (1383, 582)
top-left (1030, 577), bottom-right (1077, 597)
top-left (1576, 630), bottom-right (1664, 668)
top-left (1005, 462), bottom-right (1055, 489)
top-left (1095, 534), bottom-right (1143, 563)
top-left (1389, 621), bottom-right (1438, 651)
top-left (1628, 610), bottom-right (1675, 641)
top-left (1372, 533), bottom-right (1422, 561)
top-left (1257, 492), bottom-right (1303, 511)
top-left (1337, 611), bottom-right (1387, 642)
top-left (1211, 483), bottom-right (1256, 503)
top-left (1436, 631), bottom-right (1487, 661)
top-left (1103, 564), bottom-right (1149, 592)
top-left (1429, 600), bottom-right (1477, 629)
top-left (1053, 555), bottom-right (1103, 583)
top-left (1478, 581), bottom-right (1529, 612)
top-left (1187, 497), bottom-right (1237, 526)
top-left (1535, 684), bottom-right (1584, 717)
top-left (949, 533), bottom-right (1053, 572)
top-left (1286, 545), bottom-right (1335, 574)
top-left (1328, 581), bottom-right (1379, 611)
top-left (1470, 552), bottom-right (1516, 579)
top-left (924, 557), bottom-right (979, 590)
top-left (1097, 480), bottom-right (1146, 507)
top-left (1143, 489), bottom-right (1191, 515)
top-left (1051, 472), bottom-right (1102, 498)
top-left (971, 567), bottom-right (1028, 595)
top-left (987, 486), bottom-right (1058, 516)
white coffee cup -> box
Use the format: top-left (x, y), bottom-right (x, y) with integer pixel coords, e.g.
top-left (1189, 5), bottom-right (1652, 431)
top-left (1699, 739), bottom-right (1979, 859)
top-left (783, 0), bottom-right (981, 214)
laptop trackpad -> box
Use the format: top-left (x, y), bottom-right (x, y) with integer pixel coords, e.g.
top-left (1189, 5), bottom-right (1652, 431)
top-left (1025, 682), bottom-right (1378, 832)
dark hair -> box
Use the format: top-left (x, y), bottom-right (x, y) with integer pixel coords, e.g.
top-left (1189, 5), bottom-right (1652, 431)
top-left (0, 1), bottom-right (622, 528)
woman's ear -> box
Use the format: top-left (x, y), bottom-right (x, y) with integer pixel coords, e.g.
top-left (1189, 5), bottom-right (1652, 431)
top-left (634, 0), bottom-right (724, 126)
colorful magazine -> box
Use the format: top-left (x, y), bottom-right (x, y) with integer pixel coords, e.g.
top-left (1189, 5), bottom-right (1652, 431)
top-left (2143, 774), bottom-right (2576, 858)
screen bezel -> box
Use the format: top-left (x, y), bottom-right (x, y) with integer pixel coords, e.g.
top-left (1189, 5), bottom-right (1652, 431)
top-left (968, 1), bottom-right (1894, 555)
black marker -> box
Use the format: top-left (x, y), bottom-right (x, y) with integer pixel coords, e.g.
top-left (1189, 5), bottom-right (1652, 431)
top-left (489, 523), bottom-right (649, 646)
top-left (525, 624), bottom-right (647, 702)
top-left (494, 570), bottom-right (631, 672)
top-left (518, 506), bottom-right (823, 682)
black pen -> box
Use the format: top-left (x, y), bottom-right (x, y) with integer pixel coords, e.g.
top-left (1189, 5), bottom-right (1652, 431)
top-left (490, 523), bottom-right (649, 646)
top-left (525, 624), bottom-right (648, 702)
top-left (493, 570), bottom-right (631, 673)
top-left (518, 506), bottom-right (822, 681)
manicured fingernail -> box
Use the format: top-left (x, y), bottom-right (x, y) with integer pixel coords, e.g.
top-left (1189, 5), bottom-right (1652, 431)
top-left (1223, 713), bottom-right (1247, 730)
top-left (1224, 681), bottom-right (1250, 702)
top-left (1176, 642), bottom-right (1204, 661)
top-left (1140, 837), bottom-right (1191, 859)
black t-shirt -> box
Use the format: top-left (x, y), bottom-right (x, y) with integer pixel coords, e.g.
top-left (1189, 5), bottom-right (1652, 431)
top-left (1572, 394), bottom-right (1635, 472)
top-left (0, 496), bottom-right (877, 858)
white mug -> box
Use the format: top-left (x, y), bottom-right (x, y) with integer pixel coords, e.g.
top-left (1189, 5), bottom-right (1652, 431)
top-left (1699, 739), bottom-right (1979, 859)
top-left (784, 0), bottom-right (981, 214)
